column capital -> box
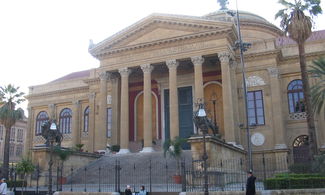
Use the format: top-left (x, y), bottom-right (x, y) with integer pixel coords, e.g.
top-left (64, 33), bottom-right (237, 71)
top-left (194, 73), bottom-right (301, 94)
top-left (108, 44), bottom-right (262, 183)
top-left (107, 72), bottom-right (118, 83)
top-left (140, 64), bottom-right (153, 73)
top-left (118, 67), bottom-right (131, 77)
top-left (191, 56), bottom-right (204, 66)
top-left (267, 67), bottom-right (280, 78)
top-left (88, 92), bottom-right (96, 100)
top-left (218, 52), bottom-right (230, 63)
top-left (166, 59), bottom-right (179, 70)
top-left (229, 58), bottom-right (238, 69)
top-left (99, 71), bottom-right (109, 80)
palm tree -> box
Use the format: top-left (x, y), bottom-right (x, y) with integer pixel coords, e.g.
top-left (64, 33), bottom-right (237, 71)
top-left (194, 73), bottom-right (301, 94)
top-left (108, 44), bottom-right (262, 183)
top-left (16, 158), bottom-right (35, 195)
top-left (275, 0), bottom-right (322, 157)
top-left (0, 84), bottom-right (25, 179)
top-left (309, 58), bottom-right (325, 114)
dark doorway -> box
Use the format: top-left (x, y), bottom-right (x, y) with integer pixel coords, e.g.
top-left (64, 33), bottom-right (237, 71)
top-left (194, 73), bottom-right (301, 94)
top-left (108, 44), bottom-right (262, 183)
top-left (293, 135), bottom-right (310, 164)
top-left (164, 86), bottom-right (193, 149)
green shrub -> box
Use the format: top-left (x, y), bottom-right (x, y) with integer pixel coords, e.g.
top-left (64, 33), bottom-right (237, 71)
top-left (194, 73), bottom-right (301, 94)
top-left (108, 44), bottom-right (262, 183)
top-left (111, 145), bottom-right (120, 152)
top-left (264, 174), bottom-right (325, 190)
top-left (7, 180), bottom-right (27, 188)
top-left (289, 162), bottom-right (313, 173)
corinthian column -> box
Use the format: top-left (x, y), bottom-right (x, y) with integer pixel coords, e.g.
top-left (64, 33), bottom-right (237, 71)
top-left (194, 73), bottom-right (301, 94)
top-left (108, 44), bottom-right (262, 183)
top-left (24, 107), bottom-right (33, 158)
top-left (219, 52), bottom-right (236, 144)
top-left (166, 59), bottom-right (179, 140)
top-left (87, 92), bottom-right (96, 152)
top-left (118, 67), bottom-right (131, 154)
top-left (267, 67), bottom-right (287, 149)
top-left (191, 56), bottom-right (205, 102)
top-left (72, 100), bottom-right (80, 147)
top-left (94, 71), bottom-right (109, 151)
top-left (140, 64), bottom-right (154, 152)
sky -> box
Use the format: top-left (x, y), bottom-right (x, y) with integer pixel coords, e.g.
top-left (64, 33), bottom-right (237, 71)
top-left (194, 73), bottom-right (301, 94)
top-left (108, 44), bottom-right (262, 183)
top-left (1, 0), bottom-right (325, 112)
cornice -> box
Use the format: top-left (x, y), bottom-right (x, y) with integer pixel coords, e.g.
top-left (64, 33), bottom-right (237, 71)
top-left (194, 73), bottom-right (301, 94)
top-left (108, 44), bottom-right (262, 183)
top-left (243, 49), bottom-right (281, 61)
top-left (279, 51), bottom-right (325, 63)
top-left (26, 86), bottom-right (89, 100)
top-left (83, 78), bottom-right (100, 85)
top-left (94, 28), bottom-right (233, 59)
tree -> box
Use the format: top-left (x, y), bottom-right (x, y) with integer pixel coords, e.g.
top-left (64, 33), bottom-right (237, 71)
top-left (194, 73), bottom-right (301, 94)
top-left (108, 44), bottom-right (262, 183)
top-left (275, 0), bottom-right (322, 157)
top-left (163, 136), bottom-right (187, 175)
top-left (0, 84), bottom-right (25, 179)
top-left (16, 158), bottom-right (35, 195)
top-left (309, 58), bottom-right (325, 114)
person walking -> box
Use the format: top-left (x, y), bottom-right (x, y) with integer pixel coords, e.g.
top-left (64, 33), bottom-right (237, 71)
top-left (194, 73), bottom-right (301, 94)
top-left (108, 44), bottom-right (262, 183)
top-left (125, 185), bottom-right (132, 195)
top-left (138, 185), bottom-right (147, 195)
top-left (0, 178), bottom-right (7, 195)
top-left (246, 170), bottom-right (256, 195)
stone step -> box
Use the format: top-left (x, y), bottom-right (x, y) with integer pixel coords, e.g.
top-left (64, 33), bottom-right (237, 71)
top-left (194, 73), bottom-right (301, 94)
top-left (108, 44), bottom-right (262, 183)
top-left (69, 150), bottom-right (193, 184)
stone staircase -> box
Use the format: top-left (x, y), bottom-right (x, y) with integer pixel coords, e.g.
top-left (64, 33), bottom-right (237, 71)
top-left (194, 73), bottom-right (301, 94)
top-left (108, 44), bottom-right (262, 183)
top-left (68, 150), bottom-right (193, 185)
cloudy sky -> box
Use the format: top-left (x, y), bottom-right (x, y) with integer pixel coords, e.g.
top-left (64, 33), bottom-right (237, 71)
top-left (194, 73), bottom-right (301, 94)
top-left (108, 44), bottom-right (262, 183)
top-left (1, 0), bottom-right (325, 111)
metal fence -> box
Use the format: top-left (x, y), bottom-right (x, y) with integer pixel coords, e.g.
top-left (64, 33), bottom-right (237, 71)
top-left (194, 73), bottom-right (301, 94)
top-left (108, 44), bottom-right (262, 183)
top-left (8, 153), bottom-right (325, 194)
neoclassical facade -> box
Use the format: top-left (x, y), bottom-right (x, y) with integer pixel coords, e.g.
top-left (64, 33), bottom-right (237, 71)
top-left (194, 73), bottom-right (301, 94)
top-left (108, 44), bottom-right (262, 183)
top-left (25, 10), bottom-right (325, 161)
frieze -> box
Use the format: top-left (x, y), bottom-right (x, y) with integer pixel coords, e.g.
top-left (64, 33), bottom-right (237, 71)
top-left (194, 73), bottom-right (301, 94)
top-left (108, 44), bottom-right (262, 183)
top-left (104, 40), bottom-right (220, 67)
top-left (245, 76), bottom-right (266, 87)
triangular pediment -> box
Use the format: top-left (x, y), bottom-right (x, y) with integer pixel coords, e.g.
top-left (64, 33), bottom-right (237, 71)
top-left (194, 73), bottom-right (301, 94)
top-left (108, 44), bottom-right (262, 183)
top-left (89, 13), bottom-right (233, 57)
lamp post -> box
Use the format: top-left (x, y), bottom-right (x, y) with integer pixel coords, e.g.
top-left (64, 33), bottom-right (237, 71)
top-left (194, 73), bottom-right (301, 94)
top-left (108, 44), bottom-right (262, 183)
top-left (226, 1), bottom-right (253, 171)
top-left (194, 101), bottom-right (209, 195)
top-left (41, 120), bottom-right (62, 195)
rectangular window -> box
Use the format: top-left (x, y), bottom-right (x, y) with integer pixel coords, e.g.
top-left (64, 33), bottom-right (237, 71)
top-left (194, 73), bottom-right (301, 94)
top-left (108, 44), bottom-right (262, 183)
top-left (247, 90), bottom-right (265, 125)
top-left (10, 127), bottom-right (15, 142)
top-left (107, 108), bottom-right (112, 138)
top-left (16, 144), bottom-right (23, 157)
top-left (17, 129), bottom-right (24, 142)
top-left (9, 144), bottom-right (15, 157)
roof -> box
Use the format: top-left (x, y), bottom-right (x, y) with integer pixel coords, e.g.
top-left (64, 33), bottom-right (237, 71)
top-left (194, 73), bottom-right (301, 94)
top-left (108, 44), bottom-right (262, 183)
top-left (49, 69), bottom-right (91, 83)
top-left (276, 30), bottom-right (325, 47)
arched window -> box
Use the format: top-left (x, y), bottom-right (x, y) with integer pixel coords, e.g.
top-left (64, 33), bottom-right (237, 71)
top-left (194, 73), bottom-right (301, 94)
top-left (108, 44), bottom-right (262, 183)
top-left (288, 80), bottom-right (305, 113)
top-left (59, 108), bottom-right (72, 134)
top-left (83, 106), bottom-right (89, 132)
top-left (35, 111), bottom-right (49, 135)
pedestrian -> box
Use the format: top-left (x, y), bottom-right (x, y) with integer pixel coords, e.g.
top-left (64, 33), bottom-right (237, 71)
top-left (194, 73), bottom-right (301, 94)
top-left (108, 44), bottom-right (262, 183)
top-left (246, 170), bottom-right (256, 195)
top-left (0, 178), bottom-right (7, 195)
top-left (138, 185), bottom-right (147, 195)
top-left (125, 185), bottom-right (132, 195)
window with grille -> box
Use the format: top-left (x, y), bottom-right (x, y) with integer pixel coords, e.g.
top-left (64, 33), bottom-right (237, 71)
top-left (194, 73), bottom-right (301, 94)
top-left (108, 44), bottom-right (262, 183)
top-left (247, 90), bottom-right (265, 125)
top-left (17, 129), bottom-right (24, 142)
top-left (84, 106), bottom-right (89, 132)
top-left (35, 111), bottom-right (49, 135)
top-left (107, 108), bottom-right (112, 138)
top-left (287, 80), bottom-right (305, 113)
top-left (10, 127), bottom-right (15, 142)
top-left (15, 145), bottom-right (23, 157)
top-left (59, 108), bottom-right (72, 134)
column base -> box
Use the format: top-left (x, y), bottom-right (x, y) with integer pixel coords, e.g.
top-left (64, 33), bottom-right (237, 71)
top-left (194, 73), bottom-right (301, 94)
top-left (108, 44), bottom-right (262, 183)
top-left (274, 144), bottom-right (287, 150)
top-left (117, 148), bottom-right (130, 154)
top-left (140, 147), bottom-right (155, 153)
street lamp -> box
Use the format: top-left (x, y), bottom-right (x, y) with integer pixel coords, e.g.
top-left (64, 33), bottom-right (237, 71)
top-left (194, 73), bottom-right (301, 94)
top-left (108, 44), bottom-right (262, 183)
top-left (226, 2), bottom-right (253, 171)
top-left (193, 101), bottom-right (209, 195)
top-left (41, 120), bottom-right (62, 195)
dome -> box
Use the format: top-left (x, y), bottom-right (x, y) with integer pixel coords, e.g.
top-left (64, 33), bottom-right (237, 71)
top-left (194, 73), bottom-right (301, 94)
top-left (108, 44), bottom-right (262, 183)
top-left (203, 9), bottom-right (280, 32)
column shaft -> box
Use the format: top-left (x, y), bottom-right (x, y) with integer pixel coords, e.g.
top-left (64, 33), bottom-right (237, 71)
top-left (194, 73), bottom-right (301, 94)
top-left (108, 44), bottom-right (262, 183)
top-left (95, 72), bottom-right (108, 151)
top-left (110, 75), bottom-right (120, 145)
top-left (191, 56), bottom-right (205, 101)
top-left (87, 92), bottom-right (96, 152)
top-left (23, 107), bottom-right (33, 158)
top-left (268, 67), bottom-right (287, 149)
top-left (167, 60), bottom-right (179, 140)
top-left (119, 67), bottom-right (131, 153)
top-left (219, 52), bottom-right (236, 144)
top-left (72, 100), bottom-right (80, 147)
top-left (141, 64), bottom-right (154, 152)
